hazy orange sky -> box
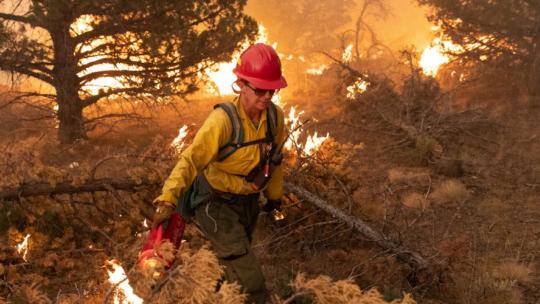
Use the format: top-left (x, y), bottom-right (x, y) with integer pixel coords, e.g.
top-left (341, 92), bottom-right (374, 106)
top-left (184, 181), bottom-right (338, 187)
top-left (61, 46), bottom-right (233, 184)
top-left (246, 0), bottom-right (435, 52)
top-left (1, 0), bottom-right (436, 91)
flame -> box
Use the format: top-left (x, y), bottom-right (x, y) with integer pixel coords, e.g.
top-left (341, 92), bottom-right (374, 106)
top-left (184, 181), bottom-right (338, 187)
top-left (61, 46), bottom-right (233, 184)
top-left (420, 38), bottom-right (463, 77)
top-left (170, 125), bottom-right (188, 153)
top-left (306, 65), bottom-right (328, 75)
top-left (106, 260), bottom-right (143, 304)
top-left (272, 92), bottom-right (283, 107)
top-left (342, 44), bottom-right (353, 63)
top-left (284, 106), bottom-right (304, 151)
top-left (16, 234), bottom-right (31, 261)
top-left (205, 24), bottom-right (271, 95)
top-left (284, 106), bottom-right (329, 155)
top-left (304, 132), bottom-right (330, 155)
top-left (419, 45), bottom-right (449, 77)
top-left (346, 79), bottom-right (369, 99)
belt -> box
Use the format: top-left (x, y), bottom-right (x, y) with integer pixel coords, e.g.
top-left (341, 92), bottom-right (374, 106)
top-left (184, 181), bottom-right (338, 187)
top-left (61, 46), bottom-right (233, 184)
top-left (212, 188), bottom-right (259, 202)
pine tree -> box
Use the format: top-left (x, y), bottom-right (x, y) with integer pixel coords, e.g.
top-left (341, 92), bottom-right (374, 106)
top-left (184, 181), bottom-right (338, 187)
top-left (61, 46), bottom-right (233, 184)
top-left (417, 0), bottom-right (540, 96)
top-left (0, 0), bottom-right (257, 143)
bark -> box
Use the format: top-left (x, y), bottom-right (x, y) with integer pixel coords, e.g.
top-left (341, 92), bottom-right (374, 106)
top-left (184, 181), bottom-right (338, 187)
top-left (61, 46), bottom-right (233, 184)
top-left (528, 54), bottom-right (540, 97)
top-left (284, 182), bottom-right (436, 276)
top-left (0, 178), bottom-right (160, 201)
top-left (527, 27), bottom-right (540, 98)
top-left (50, 19), bottom-right (86, 144)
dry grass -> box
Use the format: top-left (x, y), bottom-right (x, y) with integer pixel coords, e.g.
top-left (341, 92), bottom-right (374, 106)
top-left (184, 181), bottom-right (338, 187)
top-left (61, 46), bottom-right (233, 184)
top-left (401, 192), bottom-right (428, 209)
top-left (492, 260), bottom-right (532, 284)
top-left (281, 273), bottom-right (416, 304)
top-left (387, 167), bottom-right (431, 186)
top-left (430, 179), bottom-right (470, 204)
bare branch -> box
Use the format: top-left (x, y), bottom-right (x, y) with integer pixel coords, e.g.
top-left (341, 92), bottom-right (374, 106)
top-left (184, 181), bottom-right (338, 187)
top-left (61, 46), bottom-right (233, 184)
top-left (0, 12), bottom-right (41, 27)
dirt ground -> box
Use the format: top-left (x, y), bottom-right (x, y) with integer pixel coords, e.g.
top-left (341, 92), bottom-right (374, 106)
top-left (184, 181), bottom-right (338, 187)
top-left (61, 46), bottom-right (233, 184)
top-left (0, 85), bottom-right (538, 303)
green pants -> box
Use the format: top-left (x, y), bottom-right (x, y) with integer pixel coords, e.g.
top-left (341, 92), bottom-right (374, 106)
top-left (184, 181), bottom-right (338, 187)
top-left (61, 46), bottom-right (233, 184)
top-left (194, 193), bottom-right (268, 304)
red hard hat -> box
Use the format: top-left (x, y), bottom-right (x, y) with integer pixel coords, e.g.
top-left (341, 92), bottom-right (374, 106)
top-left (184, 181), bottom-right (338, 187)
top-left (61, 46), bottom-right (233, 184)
top-left (233, 43), bottom-right (288, 90)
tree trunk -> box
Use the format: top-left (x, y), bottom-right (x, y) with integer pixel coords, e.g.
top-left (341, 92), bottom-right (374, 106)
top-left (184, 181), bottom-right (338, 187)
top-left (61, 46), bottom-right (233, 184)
top-left (528, 28), bottom-right (540, 99)
top-left (50, 20), bottom-right (85, 144)
top-left (57, 96), bottom-right (85, 144)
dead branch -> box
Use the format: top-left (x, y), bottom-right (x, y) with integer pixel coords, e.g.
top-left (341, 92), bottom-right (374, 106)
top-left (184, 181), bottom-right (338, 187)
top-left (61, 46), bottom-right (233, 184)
top-left (284, 182), bottom-right (436, 277)
top-left (0, 178), bottom-right (160, 201)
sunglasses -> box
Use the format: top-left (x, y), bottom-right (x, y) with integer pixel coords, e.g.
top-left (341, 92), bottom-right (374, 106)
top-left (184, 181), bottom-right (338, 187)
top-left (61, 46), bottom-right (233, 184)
top-left (244, 82), bottom-right (276, 97)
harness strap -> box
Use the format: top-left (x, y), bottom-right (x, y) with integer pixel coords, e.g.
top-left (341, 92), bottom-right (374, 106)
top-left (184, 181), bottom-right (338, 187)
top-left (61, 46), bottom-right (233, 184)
top-left (215, 102), bottom-right (278, 162)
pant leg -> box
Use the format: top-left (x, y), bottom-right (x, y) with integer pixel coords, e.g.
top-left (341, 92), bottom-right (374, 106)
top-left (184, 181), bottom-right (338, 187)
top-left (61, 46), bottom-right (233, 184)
top-left (194, 198), bottom-right (267, 303)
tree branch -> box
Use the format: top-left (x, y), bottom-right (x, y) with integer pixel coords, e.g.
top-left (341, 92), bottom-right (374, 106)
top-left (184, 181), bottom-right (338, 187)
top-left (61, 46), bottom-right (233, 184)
top-left (284, 182), bottom-right (438, 277)
top-left (0, 178), bottom-right (160, 201)
top-left (0, 12), bottom-right (41, 27)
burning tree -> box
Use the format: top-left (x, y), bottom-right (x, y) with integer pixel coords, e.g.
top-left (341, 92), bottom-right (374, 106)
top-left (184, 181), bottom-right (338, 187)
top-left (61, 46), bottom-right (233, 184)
top-left (417, 0), bottom-right (540, 97)
top-left (0, 0), bottom-right (257, 144)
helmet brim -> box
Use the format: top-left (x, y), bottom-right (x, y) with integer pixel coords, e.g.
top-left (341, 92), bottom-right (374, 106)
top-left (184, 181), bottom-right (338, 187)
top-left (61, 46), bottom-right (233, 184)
top-left (233, 69), bottom-right (288, 90)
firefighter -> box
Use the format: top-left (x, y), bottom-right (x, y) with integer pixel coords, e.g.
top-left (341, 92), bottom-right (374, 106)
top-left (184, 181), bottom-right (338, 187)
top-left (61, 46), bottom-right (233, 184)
top-left (152, 43), bottom-right (287, 303)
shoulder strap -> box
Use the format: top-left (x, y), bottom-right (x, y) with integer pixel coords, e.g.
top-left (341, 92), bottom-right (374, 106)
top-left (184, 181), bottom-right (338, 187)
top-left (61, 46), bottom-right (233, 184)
top-left (214, 102), bottom-right (279, 162)
top-left (214, 102), bottom-right (243, 161)
top-left (266, 102), bottom-right (278, 142)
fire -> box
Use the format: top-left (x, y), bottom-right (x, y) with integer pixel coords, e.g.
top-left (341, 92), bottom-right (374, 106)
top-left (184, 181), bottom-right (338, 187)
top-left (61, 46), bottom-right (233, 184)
top-left (304, 132), bottom-right (330, 155)
top-left (342, 44), bottom-right (353, 63)
top-left (205, 24), bottom-right (271, 96)
top-left (420, 38), bottom-right (463, 77)
top-left (106, 260), bottom-right (143, 304)
top-left (419, 45), bottom-right (449, 77)
top-left (170, 125), bottom-right (188, 153)
top-left (284, 106), bottom-right (329, 155)
top-left (306, 65), bottom-right (328, 75)
top-left (272, 92), bottom-right (283, 107)
top-left (284, 106), bottom-right (304, 151)
top-left (346, 79), bottom-right (369, 99)
top-left (16, 234), bottom-right (31, 262)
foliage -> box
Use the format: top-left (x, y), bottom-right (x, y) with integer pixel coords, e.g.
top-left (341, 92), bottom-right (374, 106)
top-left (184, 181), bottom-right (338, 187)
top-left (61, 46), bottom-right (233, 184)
top-left (417, 0), bottom-right (540, 95)
top-left (279, 273), bottom-right (416, 303)
top-left (0, 0), bottom-right (258, 143)
top-left (132, 244), bottom-right (248, 304)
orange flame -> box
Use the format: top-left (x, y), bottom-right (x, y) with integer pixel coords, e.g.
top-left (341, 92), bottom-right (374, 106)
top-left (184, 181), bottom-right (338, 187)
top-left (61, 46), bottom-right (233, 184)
top-left (346, 79), bottom-right (369, 99)
top-left (420, 38), bottom-right (464, 77)
top-left (170, 125), bottom-right (188, 153)
top-left (304, 132), bottom-right (330, 155)
top-left (284, 106), bottom-right (330, 155)
top-left (16, 234), bottom-right (31, 262)
top-left (284, 106), bottom-right (304, 151)
top-left (106, 260), bottom-right (143, 304)
top-left (306, 65), bottom-right (328, 75)
top-left (342, 44), bottom-right (353, 63)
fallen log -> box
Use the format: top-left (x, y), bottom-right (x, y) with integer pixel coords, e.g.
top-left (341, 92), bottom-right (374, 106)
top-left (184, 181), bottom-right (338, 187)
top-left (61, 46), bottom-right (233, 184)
top-left (284, 182), bottom-right (434, 276)
top-left (0, 178), bottom-right (161, 201)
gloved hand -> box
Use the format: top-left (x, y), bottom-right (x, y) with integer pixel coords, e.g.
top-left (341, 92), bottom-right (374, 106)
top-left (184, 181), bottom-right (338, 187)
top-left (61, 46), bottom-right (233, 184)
top-left (152, 201), bottom-right (175, 228)
top-left (262, 199), bottom-right (281, 213)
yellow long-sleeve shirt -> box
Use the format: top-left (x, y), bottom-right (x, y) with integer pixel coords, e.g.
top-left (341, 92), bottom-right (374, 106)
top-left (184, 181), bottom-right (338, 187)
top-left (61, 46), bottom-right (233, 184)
top-left (154, 99), bottom-right (286, 205)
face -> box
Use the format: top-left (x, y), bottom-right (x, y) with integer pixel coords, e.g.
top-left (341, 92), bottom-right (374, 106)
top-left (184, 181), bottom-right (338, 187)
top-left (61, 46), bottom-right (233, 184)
top-left (238, 80), bottom-right (276, 114)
